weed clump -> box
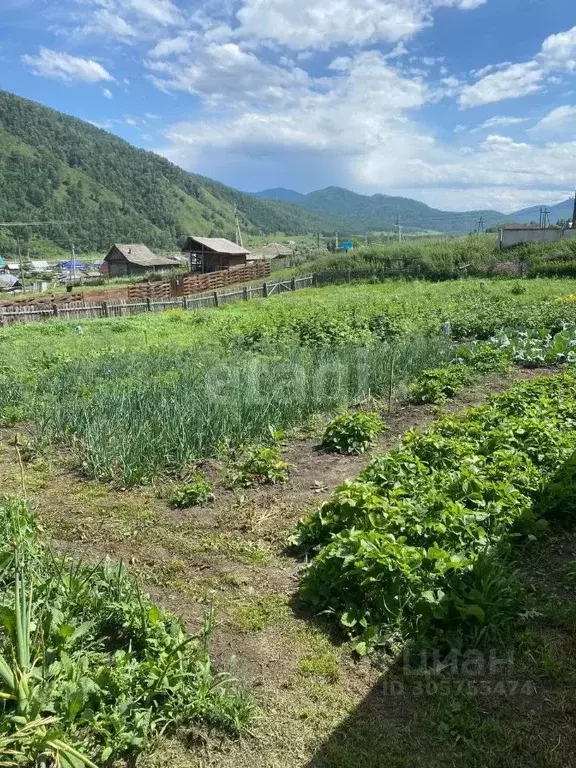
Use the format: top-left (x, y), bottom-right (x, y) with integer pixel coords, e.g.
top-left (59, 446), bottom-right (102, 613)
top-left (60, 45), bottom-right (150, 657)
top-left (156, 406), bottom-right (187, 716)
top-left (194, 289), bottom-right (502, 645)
top-left (168, 475), bottom-right (214, 508)
top-left (228, 445), bottom-right (289, 487)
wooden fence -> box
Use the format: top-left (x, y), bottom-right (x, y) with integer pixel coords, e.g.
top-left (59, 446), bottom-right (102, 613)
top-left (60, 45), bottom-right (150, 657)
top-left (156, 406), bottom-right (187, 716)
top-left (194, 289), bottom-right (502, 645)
top-left (127, 262), bottom-right (270, 301)
top-left (0, 275), bottom-right (314, 326)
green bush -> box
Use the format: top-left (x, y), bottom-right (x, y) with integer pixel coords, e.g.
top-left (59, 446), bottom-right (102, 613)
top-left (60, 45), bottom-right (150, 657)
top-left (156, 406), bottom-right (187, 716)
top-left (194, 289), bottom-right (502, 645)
top-left (407, 365), bottom-right (473, 404)
top-left (322, 411), bottom-right (385, 454)
top-left (168, 475), bottom-right (214, 508)
top-left (228, 445), bottom-right (289, 487)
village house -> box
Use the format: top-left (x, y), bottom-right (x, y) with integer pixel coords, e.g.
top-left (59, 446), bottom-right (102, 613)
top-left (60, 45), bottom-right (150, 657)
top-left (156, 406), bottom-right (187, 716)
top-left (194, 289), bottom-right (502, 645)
top-left (103, 244), bottom-right (179, 277)
top-left (181, 236), bottom-right (250, 273)
top-left (247, 242), bottom-right (293, 262)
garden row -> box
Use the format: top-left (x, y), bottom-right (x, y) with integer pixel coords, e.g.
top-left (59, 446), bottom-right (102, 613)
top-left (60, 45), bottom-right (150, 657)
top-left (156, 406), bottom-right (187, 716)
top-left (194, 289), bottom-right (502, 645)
top-left (293, 371), bottom-right (576, 656)
top-left (2, 280), bottom-right (576, 485)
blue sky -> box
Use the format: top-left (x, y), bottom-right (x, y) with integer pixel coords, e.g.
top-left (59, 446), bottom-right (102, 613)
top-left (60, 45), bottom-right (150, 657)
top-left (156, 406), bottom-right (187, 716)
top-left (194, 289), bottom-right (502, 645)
top-left (1, 0), bottom-right (576, 212)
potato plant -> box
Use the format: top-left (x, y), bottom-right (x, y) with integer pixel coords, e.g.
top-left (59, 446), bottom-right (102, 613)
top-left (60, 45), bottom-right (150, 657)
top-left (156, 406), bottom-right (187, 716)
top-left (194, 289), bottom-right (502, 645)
top-left (295, 372), bottom-right (576, 655)
top-left (322, 411), bottom-right (385, 454)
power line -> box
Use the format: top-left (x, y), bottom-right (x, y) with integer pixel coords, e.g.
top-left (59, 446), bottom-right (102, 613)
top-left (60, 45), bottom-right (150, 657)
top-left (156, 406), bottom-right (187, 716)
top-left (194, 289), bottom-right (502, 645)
top-left (0, 221), bottom-right (70, 227)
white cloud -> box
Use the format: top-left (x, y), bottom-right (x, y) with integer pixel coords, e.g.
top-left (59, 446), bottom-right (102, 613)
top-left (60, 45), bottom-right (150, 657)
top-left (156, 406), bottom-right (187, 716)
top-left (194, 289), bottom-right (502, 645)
top-left (475, 115), bottom-right (528, 130)
top-left (236, 0), bottom-right (424, 49)
top-left (530, 105), bottom-right (576, 137)
top-left (149, 36), bottom-right (192, 58)
top-left (127, 0), bottom-right (181, 25)
top-left (81, 9), bottom-right (139, 39)
top-left (102, 87), bottom-right (113, 98)
top-left (459, 61), bottom-right (544, 107)
top-left (460, 25), bottom-right (576, 109)
top-left (235, 0), bottom-right (485, 51)
top-left (148, 42), bottom-right (312, 107)
top-left (433, 0), bottom-right (487, 8)
top-left (540, 25), bottom-right (576, 72)
top-left (22, 47), bottom-right (113, 83)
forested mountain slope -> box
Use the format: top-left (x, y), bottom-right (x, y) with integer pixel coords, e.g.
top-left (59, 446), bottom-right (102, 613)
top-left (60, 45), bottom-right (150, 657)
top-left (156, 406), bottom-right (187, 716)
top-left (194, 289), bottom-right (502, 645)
top-left (0, 90), bottom-right (349, 253)
top-left (257, 186), bottom-right (510, 234)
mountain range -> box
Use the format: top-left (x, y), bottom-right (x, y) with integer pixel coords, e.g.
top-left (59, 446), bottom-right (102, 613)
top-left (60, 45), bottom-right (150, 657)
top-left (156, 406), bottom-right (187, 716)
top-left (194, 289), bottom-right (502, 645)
top-left (0, 88), bottom-right (573, 256)
top-left (257, 187), bottom-right (576, 232)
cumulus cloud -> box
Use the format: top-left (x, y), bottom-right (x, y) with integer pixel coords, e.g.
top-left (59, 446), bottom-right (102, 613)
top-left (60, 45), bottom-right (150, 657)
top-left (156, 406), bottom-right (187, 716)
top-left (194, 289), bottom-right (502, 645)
top-left (147, 42), bottom-right (312, 107)
top-left (102, 87), bottom-right (113, 98)
top-left (22, 47), bottom-right (113, 83)
top-left (540, 25), bottom-right (576, 72)
top-left (459, 25), bottom-right (576, 108)
top-left (159, 50), bottom-right (429, 174)
top-left (236, 0), bottom-right (425, 50)
top-left (235, 0), bottom-right (485, 50)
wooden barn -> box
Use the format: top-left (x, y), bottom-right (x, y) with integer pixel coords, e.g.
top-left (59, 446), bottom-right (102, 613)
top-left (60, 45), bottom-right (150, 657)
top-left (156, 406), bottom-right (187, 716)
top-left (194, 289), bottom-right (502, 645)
top-left (103, 244), bottom-right (179, 277)
top-left (182, 237), bottom-right (250, 273)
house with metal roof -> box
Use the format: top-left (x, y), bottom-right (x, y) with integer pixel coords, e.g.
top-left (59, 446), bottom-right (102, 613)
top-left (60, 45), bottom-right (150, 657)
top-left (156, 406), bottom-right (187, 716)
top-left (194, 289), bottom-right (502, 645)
top-left (103, 244), bottom-right (180, 277)
top-left (182, 236), bottom-right (250, 273)
top-left (29, 260), bottom-right (51, 274)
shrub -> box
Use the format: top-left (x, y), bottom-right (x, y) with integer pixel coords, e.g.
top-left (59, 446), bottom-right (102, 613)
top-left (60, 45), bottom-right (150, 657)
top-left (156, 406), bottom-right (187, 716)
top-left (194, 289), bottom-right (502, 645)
top-left (322, 411), bottom-right (385, 454)
top-left (168, 475), bottom-right (214, 507)
top-left (407, 365), bottom-right (472, 404)
top-left (228, 445), bottom-right (289, 487)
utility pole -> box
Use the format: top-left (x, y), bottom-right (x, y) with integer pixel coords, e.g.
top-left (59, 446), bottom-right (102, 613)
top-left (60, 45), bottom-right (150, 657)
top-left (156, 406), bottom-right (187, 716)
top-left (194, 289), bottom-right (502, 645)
top-left (395, 215), bottom-right (402, 243)
top-left (317, 231), bottom-right (320, 250)
top-left (71, 243), bottom-right (76, 281)
top-left (16, 237), bottom-right (26, 293)
top-left (572, 190), bottom-right (576, 229)
top-left (234, 205), bottom-right (244, 248)
top-left (542, 207), bottom-right (550, 229)
top-left (335, 232), bottom-right (339, 250)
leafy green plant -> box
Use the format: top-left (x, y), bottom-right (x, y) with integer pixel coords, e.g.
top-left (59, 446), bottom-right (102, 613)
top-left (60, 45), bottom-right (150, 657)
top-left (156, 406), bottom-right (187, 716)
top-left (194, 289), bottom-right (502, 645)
top-left (296, 372), bottom-right (576, 655)
top-left (0, 497), bottom-right (254, 765)
top-left (407, 365), bottom-right (472, 404)
top-left (168, 475), bottom-right (214, 508)
top-left (322, 411), bottom-right (385, 454)
top-left (228, 445), bottom-right (289, 487)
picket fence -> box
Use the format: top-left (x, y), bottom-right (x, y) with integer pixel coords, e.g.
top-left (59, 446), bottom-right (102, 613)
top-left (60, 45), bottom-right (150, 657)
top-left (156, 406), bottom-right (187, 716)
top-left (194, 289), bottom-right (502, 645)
top-left (0, 275), bottom-right (314, 326)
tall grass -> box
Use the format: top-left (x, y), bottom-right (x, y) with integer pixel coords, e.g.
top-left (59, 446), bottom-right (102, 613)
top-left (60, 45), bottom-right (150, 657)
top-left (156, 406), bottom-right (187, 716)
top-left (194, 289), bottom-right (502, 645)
top-left (34, 336), bottom-right (452, 484)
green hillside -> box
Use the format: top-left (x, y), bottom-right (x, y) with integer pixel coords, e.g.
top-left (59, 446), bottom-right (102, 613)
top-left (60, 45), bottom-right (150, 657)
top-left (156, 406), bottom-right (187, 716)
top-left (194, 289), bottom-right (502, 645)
top-left (0, 90), bottom-right (348, 256)
top-left (257, 186), bottom-right (511, 234)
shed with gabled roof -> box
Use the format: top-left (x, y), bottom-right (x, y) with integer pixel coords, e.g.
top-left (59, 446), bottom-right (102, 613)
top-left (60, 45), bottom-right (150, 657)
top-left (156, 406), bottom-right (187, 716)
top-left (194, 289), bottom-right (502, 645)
top-left (182, 236), bottom-right (250, 273)
top-left (247, 242), bottom-right (293, 262)
top-left (103, 244), bottom-right (179, 277)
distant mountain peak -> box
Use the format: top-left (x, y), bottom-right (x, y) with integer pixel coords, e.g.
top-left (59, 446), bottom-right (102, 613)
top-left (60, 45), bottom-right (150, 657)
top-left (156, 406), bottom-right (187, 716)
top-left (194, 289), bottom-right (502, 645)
top-left (256, 187), bottom-right (305, 204)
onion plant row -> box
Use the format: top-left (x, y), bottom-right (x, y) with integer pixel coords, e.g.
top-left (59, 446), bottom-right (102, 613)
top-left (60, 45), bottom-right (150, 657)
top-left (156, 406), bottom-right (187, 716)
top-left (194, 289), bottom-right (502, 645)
top-left (32, 336), bottom-right (452, 484)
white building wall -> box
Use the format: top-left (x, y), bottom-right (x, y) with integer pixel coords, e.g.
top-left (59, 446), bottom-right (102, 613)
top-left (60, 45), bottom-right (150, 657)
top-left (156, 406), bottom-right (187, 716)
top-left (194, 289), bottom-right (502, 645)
top-left (500, 228), bottom-right (576, 248)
